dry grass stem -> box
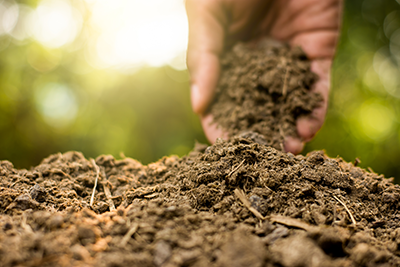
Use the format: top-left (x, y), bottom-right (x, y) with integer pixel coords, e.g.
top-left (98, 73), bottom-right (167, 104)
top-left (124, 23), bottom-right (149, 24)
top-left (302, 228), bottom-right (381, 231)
top-left (90, 159), bottom-right (100, 208)
top-left (333, 195), bottom-right (357, 226)
top-left (270, 215), bottom-right (317, 232)
top-left (121, 223), bottom-right (139, 246)
top-left (102, 183), bottom-right (116, 211)
top-left (234, 189), bottom-right (265, 220)
top-left (50, 169), bottom-right (72, 179)
top-left (101, 169), bottom-right (116, 211)
top-left (228, 159), bottom-right (246, 177)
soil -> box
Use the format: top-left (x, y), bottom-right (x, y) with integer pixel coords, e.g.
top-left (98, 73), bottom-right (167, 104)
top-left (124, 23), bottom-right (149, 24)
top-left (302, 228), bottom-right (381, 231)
top-left (209, 39), bottom-right (322, 150)
top-left (1, 133), bottom-right (400, 267)
top-left (1, 39), bottom-right (399, 267)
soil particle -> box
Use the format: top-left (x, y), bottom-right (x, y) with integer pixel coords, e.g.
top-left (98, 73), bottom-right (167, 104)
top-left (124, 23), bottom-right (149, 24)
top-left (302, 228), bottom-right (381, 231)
top-left (269, 233), bottom-right (335, 267)
top-left (153, 240), bottom-right (172, 266)
top-left (29, 184), bottom-right (48, 202)
top-left (209, 39), bottom-right (322, 150)
top-left (216, 228), bottom-right (267, 267)
top-left (1, 135), bottom-right (400, 266)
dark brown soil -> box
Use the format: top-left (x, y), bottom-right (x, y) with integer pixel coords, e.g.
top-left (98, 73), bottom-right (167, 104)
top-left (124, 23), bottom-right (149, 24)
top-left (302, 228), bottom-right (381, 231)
top-left (1, 133), bottom-right (400, 267)
top-left (209, 39), bottom-right (322, 150)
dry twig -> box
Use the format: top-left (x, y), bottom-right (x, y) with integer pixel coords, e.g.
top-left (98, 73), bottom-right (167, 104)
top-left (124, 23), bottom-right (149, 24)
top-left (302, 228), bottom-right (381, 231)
top-left (121, 223), bottom-right (139, 246)
top-left (90, 159), bottom-right (100, 207)
top-left (102, 183), bottom-right (116, 211)
top-left (228, 159), bottom-right (246, 177)
top-left (270, 215), bottom-right (317, 232)
top-left (234, 189), bottom-right (265, 220)
top-left (50, 169), bottom-right (72, 179)
top-left (101, 169), bottom-right (116, 211)
top-left (333, 195), bottom-right (357, 226)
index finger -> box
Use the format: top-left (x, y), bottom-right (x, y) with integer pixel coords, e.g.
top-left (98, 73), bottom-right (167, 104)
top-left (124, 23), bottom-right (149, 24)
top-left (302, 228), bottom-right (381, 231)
top-left (186, 0), bottom-right (226, 115)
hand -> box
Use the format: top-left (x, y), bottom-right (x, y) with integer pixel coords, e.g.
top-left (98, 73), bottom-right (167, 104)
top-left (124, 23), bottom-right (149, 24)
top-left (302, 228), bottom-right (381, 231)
top-left (186, 0), bottom-right (342, 154)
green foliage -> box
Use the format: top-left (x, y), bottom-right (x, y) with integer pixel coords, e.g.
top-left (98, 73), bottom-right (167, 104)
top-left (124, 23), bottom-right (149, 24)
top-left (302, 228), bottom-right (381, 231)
top-left (0, 45), bottom-right (206, 166)
top-left (305, 0), bottom-right (400, 182)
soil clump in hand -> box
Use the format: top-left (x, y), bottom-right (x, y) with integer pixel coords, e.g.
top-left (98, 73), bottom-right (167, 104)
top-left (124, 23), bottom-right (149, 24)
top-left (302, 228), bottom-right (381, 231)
top-left (209, 39), bottom-right (322, 149)
top-left (1, 134), bottom-right (400, 266)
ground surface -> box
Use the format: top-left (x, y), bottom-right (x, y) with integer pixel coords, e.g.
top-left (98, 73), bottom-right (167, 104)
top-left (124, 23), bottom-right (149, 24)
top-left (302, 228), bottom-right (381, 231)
top-left (1, 133), bottom-right (400, 267)
top-left (210, 39), bottom-right (322, 150)
top-left (2, 40), bottom-right (400, 267)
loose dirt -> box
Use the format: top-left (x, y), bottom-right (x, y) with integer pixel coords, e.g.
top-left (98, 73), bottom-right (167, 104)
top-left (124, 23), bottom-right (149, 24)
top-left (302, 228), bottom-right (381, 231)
top-left (209, 39), bottom-right (322, 150)
top-left (1, 133), bottom-right (400, 267)
top-left (2, 40), bottom-right (399, 267)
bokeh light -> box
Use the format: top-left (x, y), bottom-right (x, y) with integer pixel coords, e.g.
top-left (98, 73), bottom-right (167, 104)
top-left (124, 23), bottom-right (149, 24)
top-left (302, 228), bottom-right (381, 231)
top-left (357, 101), bottom-right (395, 141)
top-left (29, 0), bottom-right (82, 48)
top-left (373, 48), bottom-right (400, 98)
top-left (1, 0), bottom-right (400, 183)
top-left (9, 4), bottom-right (33, 41)
top-left (34, 83), bottom-right (78, 128)
top-left (305, 0), bottom-right (400, 182)
top-left (0, 0), bottom-right (199, 169)
top-left (87, 0), bottom-right (188, 70)
top-left (26, 44), bottom-right (62, 72)
top-left (0, 0), bottom-right (188, 70)
top-left (2, 1), bottom-right (18, 34)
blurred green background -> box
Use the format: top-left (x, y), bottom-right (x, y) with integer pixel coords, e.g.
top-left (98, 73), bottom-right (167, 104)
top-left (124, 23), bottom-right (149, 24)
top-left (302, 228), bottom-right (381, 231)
top-left (1, 0), bottom-right (400, 183)
top-left (306, 0), bottom-right (400, 183)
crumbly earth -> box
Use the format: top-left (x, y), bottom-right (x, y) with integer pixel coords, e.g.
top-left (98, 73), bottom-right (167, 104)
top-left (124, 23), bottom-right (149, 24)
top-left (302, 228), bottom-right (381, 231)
top-left (209, 39), bottom-right (322, 150)
top-left (1, 134), bottom-right (400, 267)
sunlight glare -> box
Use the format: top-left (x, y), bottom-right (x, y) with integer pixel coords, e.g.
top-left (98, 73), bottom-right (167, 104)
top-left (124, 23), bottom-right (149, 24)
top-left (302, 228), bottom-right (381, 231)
top-left (29, 0), bottom-right (82, 48)
top-left (2, 1), bottom-right (18, 34)
top-left (89, 0), bottom-right (188, 70)
top-left (0, 3), bottom-right (7, 35)
top-left (9, 5), bottom-right (33, 41)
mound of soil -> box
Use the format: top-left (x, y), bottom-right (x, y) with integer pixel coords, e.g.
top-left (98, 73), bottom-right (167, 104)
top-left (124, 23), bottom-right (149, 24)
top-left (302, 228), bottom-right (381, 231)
top-left (209, 39), bottom-right (322, 150)
top-left (1, 134), bottom-right (400, 267)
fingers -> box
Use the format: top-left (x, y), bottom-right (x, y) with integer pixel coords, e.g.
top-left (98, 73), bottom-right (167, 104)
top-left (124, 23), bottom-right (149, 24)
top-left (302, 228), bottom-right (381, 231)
top-left (296, 59), bottom-right (331, 141)
top-left (271, 0), bottom-right (341, 146)
top-left (200, 113), bottom-right (228, 143)
top-left (189, 55), bottom-right (220, 114)
top-left (199, 59), bottom-right (331, 147)
top-left (285, 59), bottom-right (332, 152)
top-left (186, 0), bottom-right (339, 147)
top-left (284, 136), bottom-right (305, 154)
top-left (289, 29), bottom-right (337, 142)
top-left (186, 0), bottom-right (226, 115)
top-left (269, 0), bottom-right (341, 44)
top-left (290, 31), bottom-right (338, 59)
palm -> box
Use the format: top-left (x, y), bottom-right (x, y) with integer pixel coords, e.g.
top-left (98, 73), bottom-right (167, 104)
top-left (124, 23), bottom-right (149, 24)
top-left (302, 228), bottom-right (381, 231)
top-left (186, 0), bottom-right (341, 153)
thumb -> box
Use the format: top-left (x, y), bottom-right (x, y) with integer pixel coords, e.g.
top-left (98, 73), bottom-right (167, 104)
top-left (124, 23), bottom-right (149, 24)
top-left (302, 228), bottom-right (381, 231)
top-left (186, 0), bottom-right (226, 114)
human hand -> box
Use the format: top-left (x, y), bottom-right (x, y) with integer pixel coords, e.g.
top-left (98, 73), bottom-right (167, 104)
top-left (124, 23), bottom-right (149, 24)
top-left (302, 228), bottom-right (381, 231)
top-left (186, 0), bottom-right (342, 154)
